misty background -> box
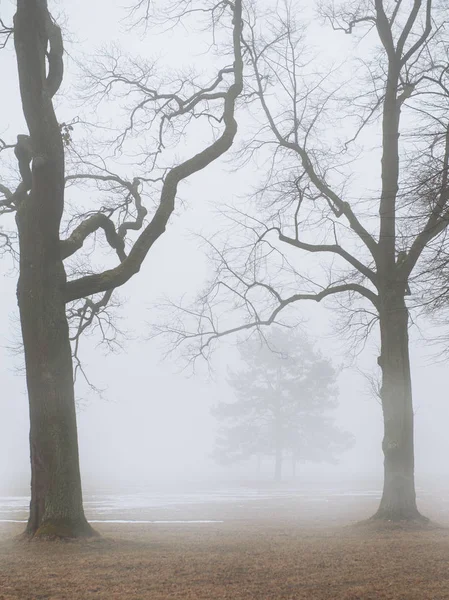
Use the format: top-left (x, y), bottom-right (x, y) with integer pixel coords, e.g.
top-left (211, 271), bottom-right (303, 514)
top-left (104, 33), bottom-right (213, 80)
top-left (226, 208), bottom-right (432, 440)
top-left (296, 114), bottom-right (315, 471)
top-left (1, 0), bottom-right (449, 498)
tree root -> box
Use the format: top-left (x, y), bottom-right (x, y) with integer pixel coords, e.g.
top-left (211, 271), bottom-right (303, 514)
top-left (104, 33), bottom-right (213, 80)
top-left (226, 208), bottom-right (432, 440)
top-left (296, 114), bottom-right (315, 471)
top-left (26, 518), bottom-right (99, 540)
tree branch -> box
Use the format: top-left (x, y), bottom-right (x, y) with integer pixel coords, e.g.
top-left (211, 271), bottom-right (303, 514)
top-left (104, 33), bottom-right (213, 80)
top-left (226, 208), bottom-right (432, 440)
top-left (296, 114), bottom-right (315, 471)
top-left (60, 213), bottom-right (126, 261)
top-left (400, 0), bottom-right (432, 66)
top-left (374, 0), bottom-right (396, 59)
top-left (64, 0), bottom-right (244, 302)
top-left (277, 231), bottom-right (378, 285)
top-left (402, 124), bottom-right (449, 277)
top-left (178, 282), bottom-right (379, 359)
top-left (63, 172), bottom-right (148, 260)
top-left (242, 31), bottom-right (379, 261)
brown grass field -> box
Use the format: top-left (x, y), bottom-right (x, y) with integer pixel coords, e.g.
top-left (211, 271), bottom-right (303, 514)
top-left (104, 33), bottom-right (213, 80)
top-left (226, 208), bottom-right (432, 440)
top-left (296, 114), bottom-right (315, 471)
top-left (1, 491), bottom-right (449, 599)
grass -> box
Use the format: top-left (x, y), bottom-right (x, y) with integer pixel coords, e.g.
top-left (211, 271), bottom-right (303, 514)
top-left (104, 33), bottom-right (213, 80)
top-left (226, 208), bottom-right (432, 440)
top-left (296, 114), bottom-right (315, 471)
top-left (1, 492), bottom-right (449, 599)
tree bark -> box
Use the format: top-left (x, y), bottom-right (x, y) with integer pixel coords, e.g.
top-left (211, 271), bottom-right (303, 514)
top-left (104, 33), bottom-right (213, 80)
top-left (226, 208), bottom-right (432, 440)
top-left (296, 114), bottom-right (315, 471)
top-left (14, 0), bottom-right (95, 539)
top-left (16, 207), bottom-right (95, 538)
top-left (16, 199), bottom-right (95, 538)
top-left (373, 289), bottom-right (423, 521)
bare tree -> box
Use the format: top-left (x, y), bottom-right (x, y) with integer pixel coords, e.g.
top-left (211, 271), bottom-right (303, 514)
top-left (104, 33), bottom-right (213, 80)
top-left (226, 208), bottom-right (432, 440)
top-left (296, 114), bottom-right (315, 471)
top-left (160, 0), bottom-right (449, 521)
top-left (0, 0), bottom-right (243, 538)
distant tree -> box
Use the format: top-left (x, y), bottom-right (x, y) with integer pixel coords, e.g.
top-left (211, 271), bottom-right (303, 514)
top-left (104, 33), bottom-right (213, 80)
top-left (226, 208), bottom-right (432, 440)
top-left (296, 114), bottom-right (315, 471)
top-left (212, 328), bottom-right (354, 482)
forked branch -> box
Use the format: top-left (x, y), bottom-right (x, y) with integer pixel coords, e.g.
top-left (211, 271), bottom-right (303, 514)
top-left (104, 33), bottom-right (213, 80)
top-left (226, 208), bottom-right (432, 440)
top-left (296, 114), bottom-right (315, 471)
top-left (64, 0), bottom-right (244, 302)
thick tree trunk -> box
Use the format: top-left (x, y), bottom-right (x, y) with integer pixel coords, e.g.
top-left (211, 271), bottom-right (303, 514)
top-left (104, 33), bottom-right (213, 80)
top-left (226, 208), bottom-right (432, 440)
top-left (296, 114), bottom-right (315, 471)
top-left (13, 0), bottom-right (95, 539)
top-left (373, 290), bottom-right (423, 521)
top-left (16, 196), bottom-right (95, 539)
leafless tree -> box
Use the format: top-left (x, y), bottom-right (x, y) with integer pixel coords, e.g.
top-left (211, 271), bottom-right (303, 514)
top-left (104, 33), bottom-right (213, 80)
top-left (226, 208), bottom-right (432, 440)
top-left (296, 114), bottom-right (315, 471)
top-left (160, 0), bottom-right (449, 521)
top-left (0, 0), bottom-right (243, 538)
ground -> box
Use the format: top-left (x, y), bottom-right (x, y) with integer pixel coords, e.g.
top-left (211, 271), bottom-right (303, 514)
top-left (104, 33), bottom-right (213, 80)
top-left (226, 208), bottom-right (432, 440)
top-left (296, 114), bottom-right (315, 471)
top-left (1, 489), bottom-right (449, 599)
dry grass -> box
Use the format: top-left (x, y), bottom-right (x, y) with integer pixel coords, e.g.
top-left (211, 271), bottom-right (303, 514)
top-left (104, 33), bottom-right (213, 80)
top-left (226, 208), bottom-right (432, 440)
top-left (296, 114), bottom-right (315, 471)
top-left (1, 494), bottom-right (449, 599)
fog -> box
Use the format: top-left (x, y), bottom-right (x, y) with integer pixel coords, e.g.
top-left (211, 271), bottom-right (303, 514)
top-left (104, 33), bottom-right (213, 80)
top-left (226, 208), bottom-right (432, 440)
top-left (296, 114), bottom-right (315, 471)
top-left (2, 204), bottom-right (449, 498)
top-left (1, 0), bottom-right (449, 505)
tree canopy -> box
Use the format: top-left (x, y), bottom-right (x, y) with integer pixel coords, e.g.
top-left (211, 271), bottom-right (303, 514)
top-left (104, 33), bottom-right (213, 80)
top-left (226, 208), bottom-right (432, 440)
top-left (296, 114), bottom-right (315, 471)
top-left (213, 328), bottom-right (354, 481)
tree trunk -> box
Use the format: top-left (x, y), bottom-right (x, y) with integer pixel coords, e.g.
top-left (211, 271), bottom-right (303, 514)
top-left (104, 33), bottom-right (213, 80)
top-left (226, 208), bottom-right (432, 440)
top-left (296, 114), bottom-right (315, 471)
top-left (373, 290), bottom-right (423, 521)
top-left (16, 197), bottom-right (95, 539)
top-left (274, 422), bottom-right (283, 482)
top-left (274, 448), bottom-right (282, 483)
top-left (274, 396), bottom-right (283, 482)
top-left (13, 0), bottom-right (95, 539)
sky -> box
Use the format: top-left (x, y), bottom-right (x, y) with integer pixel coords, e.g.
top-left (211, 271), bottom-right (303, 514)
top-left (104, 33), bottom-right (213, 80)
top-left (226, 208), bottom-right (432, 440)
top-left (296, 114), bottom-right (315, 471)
top-left (1, 0), bottom-right (449, 496)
